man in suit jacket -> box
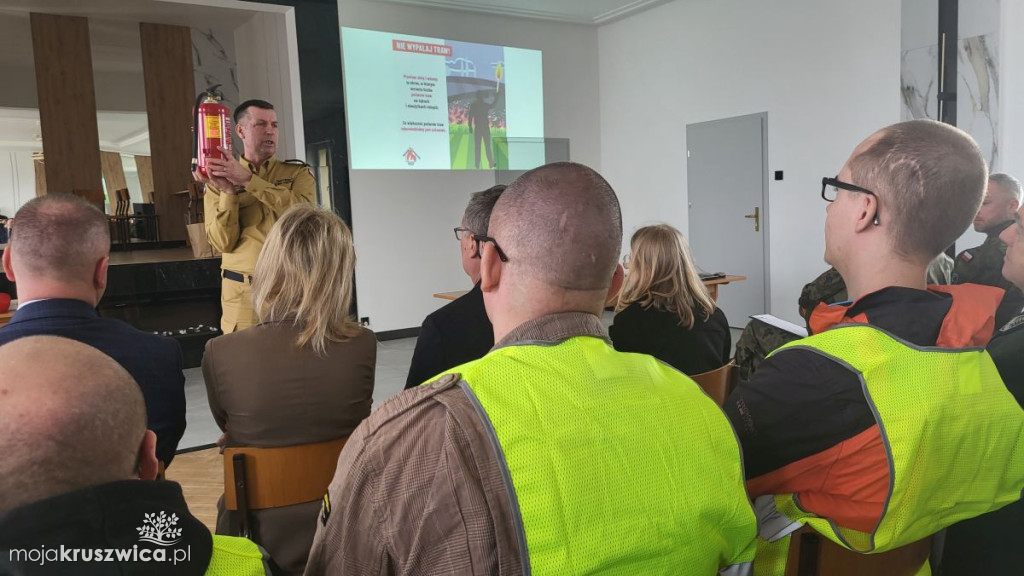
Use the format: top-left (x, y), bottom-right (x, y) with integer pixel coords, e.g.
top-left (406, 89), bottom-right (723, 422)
top-left (0, 194), bottom-right (185, 465)
top-left (405, 185), bottom-right (505, 388)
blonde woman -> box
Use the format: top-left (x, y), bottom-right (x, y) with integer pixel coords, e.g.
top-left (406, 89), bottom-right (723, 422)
top-left (202, 204), bottom-right (375, 575)
top-left (610, 224), bottom-right (731, 375)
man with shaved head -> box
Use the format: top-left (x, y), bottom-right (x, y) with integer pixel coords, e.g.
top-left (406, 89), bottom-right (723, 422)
top-left (0, 336), bottom-right (271, 575)
top-left (0, 194), bottom-right (185, 465)
top-left (724, 120), bottom-right (1024, 574)
top-left (306, 162), bottom-right (757, 576)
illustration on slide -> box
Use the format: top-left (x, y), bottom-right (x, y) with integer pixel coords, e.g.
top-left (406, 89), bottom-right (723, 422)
top-left (403, 147), bottom-right (420, 166)
top-left (446, 40), bottom-right (507, 170)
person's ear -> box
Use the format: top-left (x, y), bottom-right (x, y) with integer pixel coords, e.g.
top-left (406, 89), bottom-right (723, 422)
top-left (94, 256), bottom-right (109, 292)
top-left (479, 242), bottom-right (503, 293)
top-left (2, 246), bottom-right (15, 283)
top-left (853, 194), bottom-right (879, 232)
top-left (137, 430), bottom-right (160, 481)
top-left (607, 263), bottom-right (625, 302)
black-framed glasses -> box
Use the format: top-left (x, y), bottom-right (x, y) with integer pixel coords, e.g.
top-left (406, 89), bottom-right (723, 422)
top-left (821, 176), bottom-right (881, 225)
top-left (474, 234), bottom-right (509, 262)
top-left (453, 227), bottom-right (473, 241)
top-left (821, 177), bottom-right (876, 202)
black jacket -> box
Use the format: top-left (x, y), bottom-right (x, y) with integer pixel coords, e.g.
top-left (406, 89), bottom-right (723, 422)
top-left (609, 302), bottom-right (731, 376)
top-left (0, 481), bottom-right (214, 576)
top-left (405, 283), bottom-right (494, 388)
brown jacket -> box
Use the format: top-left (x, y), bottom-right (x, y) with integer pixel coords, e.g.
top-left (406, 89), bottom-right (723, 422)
top-left (203, 321), bottom-right (376, 575)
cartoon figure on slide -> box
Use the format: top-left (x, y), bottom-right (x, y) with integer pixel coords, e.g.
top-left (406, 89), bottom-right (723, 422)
top-left (468, 91), bottom-right (496, 169)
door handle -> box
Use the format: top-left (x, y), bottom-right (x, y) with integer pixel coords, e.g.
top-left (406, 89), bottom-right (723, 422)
top-left (744, 207), bottom-right (760, 232)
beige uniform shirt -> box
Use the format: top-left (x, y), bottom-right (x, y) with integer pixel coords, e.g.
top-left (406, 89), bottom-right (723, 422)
top-left (204, 156), bottom-right (316, 275)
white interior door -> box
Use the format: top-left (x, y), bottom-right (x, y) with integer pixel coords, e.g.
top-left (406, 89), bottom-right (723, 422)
top-left (686, 113), bottom-right (769, 326)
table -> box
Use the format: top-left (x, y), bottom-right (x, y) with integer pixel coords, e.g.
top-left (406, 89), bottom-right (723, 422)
top-left (433, 275), bottom-right (748, 303)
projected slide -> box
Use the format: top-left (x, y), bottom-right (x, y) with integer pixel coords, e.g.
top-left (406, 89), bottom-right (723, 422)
top-left (342, 27), bottom-right (544, 170)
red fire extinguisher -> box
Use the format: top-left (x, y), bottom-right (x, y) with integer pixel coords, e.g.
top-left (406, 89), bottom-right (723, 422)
top-left (192, 85), bottom-right (232, 178)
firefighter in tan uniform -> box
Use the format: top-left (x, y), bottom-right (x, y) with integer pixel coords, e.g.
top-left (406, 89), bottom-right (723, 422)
top-left (193, 99), bottom-right (315, 333)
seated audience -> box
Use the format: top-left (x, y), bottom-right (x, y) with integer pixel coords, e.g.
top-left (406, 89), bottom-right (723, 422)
top-left (405, 185), bottom-right (504, 388)
top-left (736, 253), bottom-right (957, 380)
top-left (0, 336), bottom-right (270, 575)
top-left (609, 223), bottom-right (730, 375)
top-left (306, 163), bottom-right (756, 575)
top-left (0, 194), bottom-right (185, 465)
top-left (942, 202), bottom-right (1024, 574)
top-left (724, 120), bottom-right (1024, 574)
top-left (203, 204), bottom-right (375, 576)
top-left (952, 172), bottom-right (1021, 291)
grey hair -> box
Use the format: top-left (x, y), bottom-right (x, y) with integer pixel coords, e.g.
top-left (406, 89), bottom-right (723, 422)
top-left (462, 185), bottom-right (506, 235)
top-left (990, 173), bottom-right (1023, 203)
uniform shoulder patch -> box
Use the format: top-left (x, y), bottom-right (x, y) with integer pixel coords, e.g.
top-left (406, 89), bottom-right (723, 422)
top-left (959, 250), bottom-right (974, 263)
top-left (320, 492), bottom-right (331, 525)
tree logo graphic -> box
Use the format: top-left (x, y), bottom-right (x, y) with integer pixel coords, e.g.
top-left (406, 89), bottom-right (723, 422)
top-left (136, 511), bottom-right (183, 546)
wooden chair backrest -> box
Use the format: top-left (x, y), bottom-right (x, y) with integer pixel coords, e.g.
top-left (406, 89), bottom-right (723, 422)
top-left (223, 436), bottom-right (348, 511)
top-left (690, 361), bottom-right (738, 406)
top-left (116, 188), bottom-right (130, 216)
top-left (785, 527), bottom-right (932, 576)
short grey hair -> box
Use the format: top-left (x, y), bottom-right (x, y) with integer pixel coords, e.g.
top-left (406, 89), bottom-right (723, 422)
top-left (462, 185), bottom-right (506, 236)
top-left (10, 194), bottom-right (110, 283)
top-left (990, 173), bottom-right (1023, 203)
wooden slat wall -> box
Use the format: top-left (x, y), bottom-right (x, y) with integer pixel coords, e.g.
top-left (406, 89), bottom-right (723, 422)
top-left (140, 23), bottom-right (195, 242)
top-left (100, 151), bottom-right (128, 207)
top-left (30, 13), bottom-right (103, 197)
top-left (135, 155), bottom-right (155, 203)
top-left (33, 159), bottom-right (47, 198)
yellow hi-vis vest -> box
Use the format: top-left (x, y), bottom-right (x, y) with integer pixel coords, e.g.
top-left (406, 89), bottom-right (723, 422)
top-left (446, 335), bottom-right (757, 575)
top-left (753, 325), bottom-right (1024, 576)
top-left (205, 535), bottom-right (270, 576)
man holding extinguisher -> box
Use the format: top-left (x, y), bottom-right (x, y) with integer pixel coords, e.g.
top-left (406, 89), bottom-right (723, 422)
top-left (193, 99), bottom-right (315, 333)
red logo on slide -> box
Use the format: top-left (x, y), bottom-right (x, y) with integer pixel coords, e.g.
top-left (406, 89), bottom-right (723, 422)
top-left (404, 147), bottom-right (420, 165)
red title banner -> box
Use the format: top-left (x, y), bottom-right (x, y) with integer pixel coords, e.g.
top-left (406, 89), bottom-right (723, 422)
top-left (392, 39), bottom-right (452, 57)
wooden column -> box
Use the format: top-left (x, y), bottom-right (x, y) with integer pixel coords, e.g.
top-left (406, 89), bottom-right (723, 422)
top-left (100, 151), bottom-right (128, 197)
top-left (135, 155), bottom-right (155, 203)
top-left (29, 13), bottom-right (103, 199)
top-left (140, 23), bottom-right (195, 242)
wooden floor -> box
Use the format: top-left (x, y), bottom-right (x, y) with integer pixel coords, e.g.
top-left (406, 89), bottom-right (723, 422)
top-left (165, 448), bottom-right (222, 531)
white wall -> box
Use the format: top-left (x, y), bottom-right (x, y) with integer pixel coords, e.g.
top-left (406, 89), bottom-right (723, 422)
top-left (0, 151), bottom-right (36, 217)
top-left (338, 0), bottom-right (601, 332)
top-left (599, 0), bottom-right (901, 323)
top-left (234, 10), bottom-right (304, 160)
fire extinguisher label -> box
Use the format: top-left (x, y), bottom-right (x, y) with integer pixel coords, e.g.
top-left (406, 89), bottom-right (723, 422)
top-left (204, 116), bottom-right (222, 139)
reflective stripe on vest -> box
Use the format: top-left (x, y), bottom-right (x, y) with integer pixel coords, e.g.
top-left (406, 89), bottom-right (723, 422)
top-left (761, 324), bottom-right (1024, 557)
top-left (449, 336), bottom-right (757, 575)
top-left (204, 535), bottom-right (270, 576)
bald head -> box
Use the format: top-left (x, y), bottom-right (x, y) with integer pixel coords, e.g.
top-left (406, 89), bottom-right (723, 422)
top-left (489, 162), bottom-right (622, 292)
top-left (8, 193), bottom-right (110, 285)
top-left (0, 336), bottom-right (147, 515)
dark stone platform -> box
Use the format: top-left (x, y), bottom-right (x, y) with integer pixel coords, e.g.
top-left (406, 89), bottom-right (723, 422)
top-left (100, 248), bottom-right (222, 368)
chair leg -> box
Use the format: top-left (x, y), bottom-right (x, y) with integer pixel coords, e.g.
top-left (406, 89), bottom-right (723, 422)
top-left (232, 454), bottom-right (254, 541)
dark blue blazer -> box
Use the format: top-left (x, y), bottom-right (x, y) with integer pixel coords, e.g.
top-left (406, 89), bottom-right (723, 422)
top-left (0, 299), bottom-right (186, 465)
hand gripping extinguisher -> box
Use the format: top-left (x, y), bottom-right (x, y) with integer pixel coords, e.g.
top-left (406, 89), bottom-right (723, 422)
top-left (192, 85), bottom-right (232, 177)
